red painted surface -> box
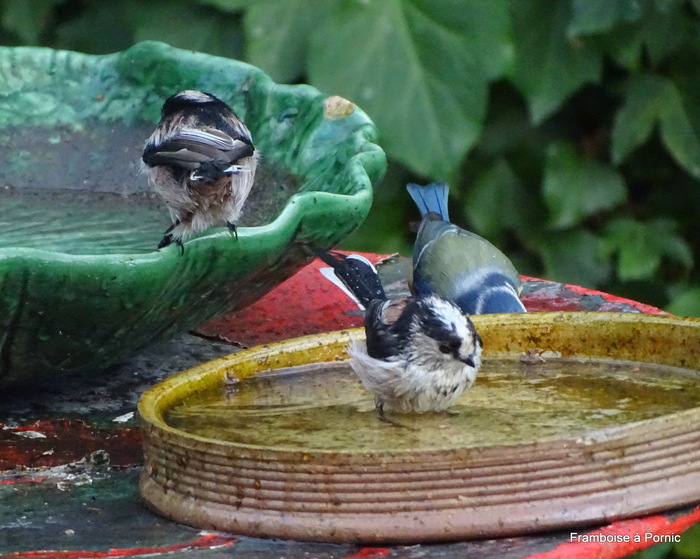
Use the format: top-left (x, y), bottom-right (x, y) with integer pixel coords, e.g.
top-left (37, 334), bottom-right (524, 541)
top-left (341, 548), bottom-right (390, 559)
top-left (0, 420), bottom-right (142, 470)
top-left (0, 476), bottom-right (46, 485)
top-left (197, 252), bottom-right (390, 347)
top-left (520, 275), bottom-right (667, 315)
top-left (524, 505), bottom-right (700, 559)
top-left (198, 255), bottom-right (669, 349)
top-left (0, 534), bottom-right (236, 559)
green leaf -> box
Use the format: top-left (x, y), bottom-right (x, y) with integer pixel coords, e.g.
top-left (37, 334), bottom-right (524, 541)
top-left (612, 75), bottom-right (700, 178)
top-left (601, 217), bottom-right (693, 281)
top-left (54, 3), bottom-right (134, 54)
top-left (539, 229), bottom-right (610, 287)
top-left (129, 0), bottom-right (245, 59)
top-left (672, 513), bottom-right (700, 556)
top-left (196, 0), bottom-right (256, 11)
top-left (244, 0), bottom-right (333, 83)
top-left (568, 0), bottom-right (643, 36)
top-left (593, 1), bottom-right (688, 72)
top-left (611, 75), bottom-right (664, 162)
top-left (58, 1), bottom-right (244, 58)
top-left (340, 165), bottom-right (413, 255)
top-left (1, 0), bottom-right (60, 44)
top-left (602, 28), bottom-right (644, 72)
top-left (629, 542), bottom-right (674, 559)
top-left (638, 1), bottom-right (688, 66)
top-left (667, 287), bottom-right (700, 318)
top-left (308, 0), bottom-right (511, 179)
top-left (464, 159), bottom-right (533, 241)
top-left (511, 0), bottom-right (602, 124)
top-left (543, 143), bottom-right (627, 229)
top-left (657, 89), bottom-right (700, 179)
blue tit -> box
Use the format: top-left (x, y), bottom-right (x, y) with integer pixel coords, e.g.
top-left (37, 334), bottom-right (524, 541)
top-left (407, 182), bottom-right (526, 315)
top-left (142, 90), bottom-right (258, 251)
top-left (319, 252), bottom-right (482, 417)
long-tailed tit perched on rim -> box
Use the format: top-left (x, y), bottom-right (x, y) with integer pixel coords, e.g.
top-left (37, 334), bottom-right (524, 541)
top-left (407, 182), bottom-right (526, 315)
top-left (319, 252), bottom-right (483, 417)
top-left (141, 90), bottom-right (258, 252)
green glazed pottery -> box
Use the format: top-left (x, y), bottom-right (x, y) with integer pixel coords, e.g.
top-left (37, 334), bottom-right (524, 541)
top-left (0, 41), bottom-right (385, 387)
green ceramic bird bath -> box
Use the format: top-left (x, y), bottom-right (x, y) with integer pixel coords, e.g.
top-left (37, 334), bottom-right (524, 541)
top-left (0, 41), bottom-right (385, 388)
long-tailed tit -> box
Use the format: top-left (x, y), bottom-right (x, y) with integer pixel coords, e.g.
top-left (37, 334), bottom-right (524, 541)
top-left (142, 90), bottom-right (258, 251)
top-left (319, 252), bottom-right (482, 417)
top-left (407, 182), bottom-right (526, 314)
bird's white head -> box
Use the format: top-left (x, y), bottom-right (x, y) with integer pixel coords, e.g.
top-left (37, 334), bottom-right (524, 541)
top-left (173, 90), bottom-right (218, 103)
top-left (408, 295), bottom-right (482, 371)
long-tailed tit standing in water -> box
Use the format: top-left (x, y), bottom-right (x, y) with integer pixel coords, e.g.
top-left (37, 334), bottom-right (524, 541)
top-left (319, 252), bottom-right (482, 418)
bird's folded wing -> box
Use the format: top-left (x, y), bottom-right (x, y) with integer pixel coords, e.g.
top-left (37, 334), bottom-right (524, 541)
top-left (176, 127), bottom-right (239, 150)
top-left (142, 147), bottom-right (210, 170)
top-left (145, 131), bottom-right (253, 169)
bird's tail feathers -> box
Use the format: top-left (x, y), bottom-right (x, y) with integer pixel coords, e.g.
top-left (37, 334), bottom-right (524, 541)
top-left (318, 252), bottom-right (386, 310)
top-left (319, 267), bottom-right (365, 309)
top-left (406, 182), bottom-right (450, 221)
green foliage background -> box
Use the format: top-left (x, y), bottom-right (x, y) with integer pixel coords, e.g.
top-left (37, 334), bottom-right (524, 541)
top-left (1, 1), bottom-right (700, 557)
top-left (3, 0), bottom-right (700, 321)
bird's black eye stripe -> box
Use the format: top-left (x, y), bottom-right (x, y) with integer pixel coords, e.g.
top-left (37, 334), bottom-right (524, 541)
top-left (438, 337), bottom-right (462, 353)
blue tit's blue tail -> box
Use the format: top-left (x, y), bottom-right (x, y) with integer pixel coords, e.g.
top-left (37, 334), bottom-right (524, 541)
top-left (406, 182), bottom-right (450, 221)
top-left (318, 252), bottom-right (387, 309)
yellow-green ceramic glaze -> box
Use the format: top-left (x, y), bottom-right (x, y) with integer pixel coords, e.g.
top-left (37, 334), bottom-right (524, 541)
top-left (138, 313), bottom-right (700, 543)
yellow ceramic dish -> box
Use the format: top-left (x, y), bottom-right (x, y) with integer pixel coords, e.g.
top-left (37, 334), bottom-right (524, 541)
top-left (138, 312), bottom-right (700, 543)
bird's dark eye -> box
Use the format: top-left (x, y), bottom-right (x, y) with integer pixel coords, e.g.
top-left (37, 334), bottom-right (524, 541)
top-left (439, 344), bottom-right (452, 354)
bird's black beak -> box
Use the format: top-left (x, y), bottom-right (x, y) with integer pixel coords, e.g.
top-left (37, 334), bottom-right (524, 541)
top-left (459, 356), bottom-right (477, 368)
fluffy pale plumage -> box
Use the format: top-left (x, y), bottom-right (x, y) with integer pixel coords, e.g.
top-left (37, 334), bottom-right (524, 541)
top-left (319, 252), bottom-right (482, 415)
top-left (408, 182), bottom-right (526, 315)
top-left (349, 295), bottom-right (482, 413)
top-left (142, 90), bottom-right (258, 250)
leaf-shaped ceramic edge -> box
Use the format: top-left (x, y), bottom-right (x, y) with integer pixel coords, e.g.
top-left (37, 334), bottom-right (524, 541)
top-left (0, 41), bottom-right (386, 385)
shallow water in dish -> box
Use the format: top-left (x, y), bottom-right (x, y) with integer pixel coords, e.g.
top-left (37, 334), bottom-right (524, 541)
top-left (0, 121), bottom-right (298, 254)
top-left (165, 358), bottom-right (700, 452)
top-left (0, 188), bottom-right (167, 254)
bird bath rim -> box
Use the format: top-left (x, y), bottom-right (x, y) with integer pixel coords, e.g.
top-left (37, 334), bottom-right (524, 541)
top-left (138, 312), bottom-right (700, 543)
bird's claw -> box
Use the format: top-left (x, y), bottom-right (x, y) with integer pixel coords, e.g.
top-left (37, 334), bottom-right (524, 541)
top-left (157, 233), bottom-right (184, 255)
top-left (226, 221), bottom-right (238, 240)
top-left (375, 402), bottom-right (412, 429)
